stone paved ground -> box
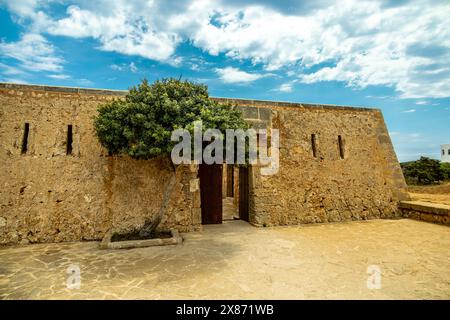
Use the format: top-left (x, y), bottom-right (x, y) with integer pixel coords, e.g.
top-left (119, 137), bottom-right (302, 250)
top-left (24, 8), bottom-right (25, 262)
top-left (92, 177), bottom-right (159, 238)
top-left (0, 219), bottom-right (449, 299)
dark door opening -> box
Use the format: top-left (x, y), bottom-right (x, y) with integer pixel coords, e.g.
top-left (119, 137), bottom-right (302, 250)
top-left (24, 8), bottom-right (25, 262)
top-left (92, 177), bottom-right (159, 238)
top-left (239, 166), bottom-right (249, 222)
top-left (226, 164), bottom-right (234, 197)
top-left (199, 163), bottom-right (223, 224)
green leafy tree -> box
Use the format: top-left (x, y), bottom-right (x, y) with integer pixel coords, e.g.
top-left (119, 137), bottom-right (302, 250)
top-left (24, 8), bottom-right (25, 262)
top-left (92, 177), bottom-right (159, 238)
top-left (441, 162), bottom-right (450, 180)
top-left (401, 156), bottom-right (443, 185)
top-left (94, 78), bottom-right (249, 236)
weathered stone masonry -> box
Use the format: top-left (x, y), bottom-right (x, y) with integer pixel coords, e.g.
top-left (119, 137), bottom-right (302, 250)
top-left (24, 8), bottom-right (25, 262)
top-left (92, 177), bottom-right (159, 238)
top-left (226, 99), bottom-right (410, 227)
top-left (0, 83), bottom-right (409, 245)
top-left (0, 84), bottom-right (201, 245)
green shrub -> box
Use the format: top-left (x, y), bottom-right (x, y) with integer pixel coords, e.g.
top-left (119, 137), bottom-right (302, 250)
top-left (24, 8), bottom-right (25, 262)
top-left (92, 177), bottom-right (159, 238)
top-left (441, 162), bottom-right (450, 180)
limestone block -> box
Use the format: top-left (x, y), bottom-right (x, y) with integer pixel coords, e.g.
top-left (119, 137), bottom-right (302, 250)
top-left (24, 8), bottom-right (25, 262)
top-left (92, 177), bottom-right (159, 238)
top-left (189, 178), bottom-right (199, 192)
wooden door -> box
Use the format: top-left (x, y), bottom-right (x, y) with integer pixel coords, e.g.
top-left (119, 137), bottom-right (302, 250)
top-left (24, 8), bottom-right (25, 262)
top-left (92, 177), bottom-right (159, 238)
top-left (199, 164), bottom-right (223, 224)
top-left (239, 166), bottom-right (249, 222)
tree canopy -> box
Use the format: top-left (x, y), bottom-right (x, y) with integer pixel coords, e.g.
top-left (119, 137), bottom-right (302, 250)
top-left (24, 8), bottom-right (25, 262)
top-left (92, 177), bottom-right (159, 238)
top-left (94, 78), bottom-right (249, 160)
top-left (401, 156), bottom-right (447, 185)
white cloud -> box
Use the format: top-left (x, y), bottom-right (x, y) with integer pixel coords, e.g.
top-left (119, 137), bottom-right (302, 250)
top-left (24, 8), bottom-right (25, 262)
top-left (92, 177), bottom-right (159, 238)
top-left (0, 33), bottom-right (63, 72)
top-left (0, 63), bottom-right (25, 76)
top-left (109, 64), bottom-right (124, 71)
top-left (402, 109), bottom-right (416, 113)
top-left (415, 100), bottom-right (427, 105)
top-left (390, 132), bottom-right (425, 144)
top-left (110, 62), bottom-right (139, 73)
top-left (276, 82), bottom-right (293, 92)
top-left (0, 0), bottom-right (51, 33)
top-left (294, 1), bottom-right (450, 99)
top-left (365, 95), bottom-right (392, 100)
top-left (48, 74), bottom-right (70, 80)
top-left (3, 0), bottom-right (450, 98)
top-left (77, 78), bottom-right (93, 86)
top-left (167, 56), bottom-right (183, 67)
top-left (129, 62), bottom-right (138, 73)
top-left (0, 0), bottom-right (40, 17)
top-left (191, 0), bottom-right (449, 98)
top-left (190, 64), bottom-right (200, 71)
top-left (187, 56), bottom-right (214, 72)
top-left (286, 70), bottom-right (296, 77)
top-left (48, 5), bottom-right (179, 62)
top-left (0, 77), bottom-right (28, 84)
top-left (215, 67), bottom-right (264, 84)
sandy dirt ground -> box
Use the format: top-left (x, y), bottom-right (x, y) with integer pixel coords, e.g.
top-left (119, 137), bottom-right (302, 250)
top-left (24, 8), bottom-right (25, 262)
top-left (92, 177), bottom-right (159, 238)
top-left (408, 182), bottom-right (450, 206)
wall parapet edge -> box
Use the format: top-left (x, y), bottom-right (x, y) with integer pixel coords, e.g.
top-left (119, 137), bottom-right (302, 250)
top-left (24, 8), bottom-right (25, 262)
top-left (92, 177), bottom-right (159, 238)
top-left (0, 82), bottom-right (379, 113)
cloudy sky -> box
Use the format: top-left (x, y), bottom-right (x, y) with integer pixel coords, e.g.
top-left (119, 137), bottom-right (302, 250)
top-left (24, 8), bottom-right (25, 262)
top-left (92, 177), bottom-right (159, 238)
top-left (0, 0), bottom-right (449, 162)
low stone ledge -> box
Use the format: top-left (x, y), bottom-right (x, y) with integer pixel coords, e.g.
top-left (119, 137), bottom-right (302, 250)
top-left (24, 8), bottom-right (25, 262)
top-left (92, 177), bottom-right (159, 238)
top-left (99, 229), bottom-right (183, 249)
top-left (399, 201), bottom-right (450, 216)
top-left (399, 201), bottom-right (450, 226)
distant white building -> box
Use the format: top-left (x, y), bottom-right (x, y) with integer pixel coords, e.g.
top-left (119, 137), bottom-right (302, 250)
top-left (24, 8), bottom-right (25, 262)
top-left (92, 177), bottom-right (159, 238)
top-left (441, 144), bottom-right (450, 163)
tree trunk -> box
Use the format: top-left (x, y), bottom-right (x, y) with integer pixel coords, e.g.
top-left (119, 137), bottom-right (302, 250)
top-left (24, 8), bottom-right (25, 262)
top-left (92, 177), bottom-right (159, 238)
top-left (139, 162), bottom-right (177, 237)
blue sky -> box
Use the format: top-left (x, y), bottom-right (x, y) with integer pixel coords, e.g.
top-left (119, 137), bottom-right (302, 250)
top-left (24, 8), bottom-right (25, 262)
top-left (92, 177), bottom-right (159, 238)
top-left (0, 0), bottom-right (449, 162)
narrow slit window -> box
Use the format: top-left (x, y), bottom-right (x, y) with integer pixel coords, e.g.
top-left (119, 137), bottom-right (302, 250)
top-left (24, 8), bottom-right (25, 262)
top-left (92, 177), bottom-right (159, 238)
top-left (338, 135), bottom-right (345, 159)
top-left (21, 123), bottom-right (30, 154)
top-left (66, 125), bottom-right (73, 155)
top-left (311, 134), bottom-right (317, 158)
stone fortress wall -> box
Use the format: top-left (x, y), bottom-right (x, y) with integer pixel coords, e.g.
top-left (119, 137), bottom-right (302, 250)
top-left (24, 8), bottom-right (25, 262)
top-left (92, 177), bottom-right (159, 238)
top-left (225, 99), bottom-right (410, 227)
top-left (0, 84), bottom-right (201, 245)
top-left (0, 83), bottom-right (409, 244)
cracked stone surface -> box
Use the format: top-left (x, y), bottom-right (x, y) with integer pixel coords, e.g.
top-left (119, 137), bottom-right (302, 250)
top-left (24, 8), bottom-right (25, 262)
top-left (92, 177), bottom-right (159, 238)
top-left (0, 219), bottom-right (449, 299)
